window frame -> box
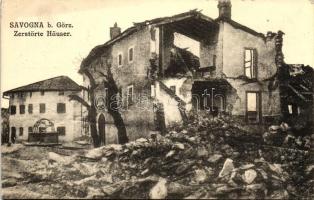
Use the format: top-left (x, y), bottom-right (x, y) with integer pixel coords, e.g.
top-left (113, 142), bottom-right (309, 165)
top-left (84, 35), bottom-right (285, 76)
top-left (128, 46), bottom-right (134, 63)
top-left (213, 55), bottom-right (217, 67)
top-left (58, 91), bottom-right (64, 96)
top-left (245, 91), bottom-right (262, 124)
top-left (39, 103), bottom-right (46, 113)
top-left (19, 105), bottom-right (25, 114)
top-left (288, 104), bottom-right (293, 114)
top-left (28, 104), bottom-right (33, 114)
top-left (10, 106), bottom-right (16, 115)
top-left (127, 85), bottom-right (134, 106)
top-left (11, 127), bottom-right (16, 135)
top-left (57, 126), bottom-right (66, 136)
top-left (19, 127), bottom-right (24, 136)
top-left (28, 127), bottom-right (33, 133)
top-left (57, 103), bottom-right (66, 113)
top-left (287, 104), bottom-right (299, 116)
top-left (117, 52), bottom-right (123, 67)
top-left (244, 48), bottom-right (257, 79)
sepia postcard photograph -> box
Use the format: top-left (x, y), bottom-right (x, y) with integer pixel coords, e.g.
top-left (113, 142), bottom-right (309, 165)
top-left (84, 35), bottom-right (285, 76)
top-left (1, 0), bottom-right (314, 199)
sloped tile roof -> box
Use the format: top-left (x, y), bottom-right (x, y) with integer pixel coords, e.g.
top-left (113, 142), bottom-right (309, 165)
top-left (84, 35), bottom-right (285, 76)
top-left (3, 76), bottom-right (81, 95)
top-left (80, 10), bottom-right (267, 72)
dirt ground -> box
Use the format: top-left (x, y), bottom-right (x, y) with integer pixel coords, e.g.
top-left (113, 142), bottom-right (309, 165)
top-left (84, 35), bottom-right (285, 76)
top-left (1, 144), bottom-right (91, 199)
top-left (1, 115), bottom-right (314, 199)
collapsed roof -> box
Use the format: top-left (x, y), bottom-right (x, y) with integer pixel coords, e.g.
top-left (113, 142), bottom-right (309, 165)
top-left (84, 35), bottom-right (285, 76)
top-left (283, 64), bottom-right (313, 103)
top-left (164, 46), bottom-right (200, 77)
top-left (80, 10), bottom-right (267, 72)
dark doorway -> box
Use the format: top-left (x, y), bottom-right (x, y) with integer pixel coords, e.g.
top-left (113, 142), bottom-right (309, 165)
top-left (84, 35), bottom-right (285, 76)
top-left (98, 114), bottom-right (106, 145)
top-left (192, 80), bottom-right (228, 113)
top-left (11, 127), bottom-right (16, 143)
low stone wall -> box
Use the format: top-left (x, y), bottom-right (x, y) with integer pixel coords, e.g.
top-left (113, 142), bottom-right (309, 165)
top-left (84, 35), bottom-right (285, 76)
top-left (28, 132), bottom-right (59, 143)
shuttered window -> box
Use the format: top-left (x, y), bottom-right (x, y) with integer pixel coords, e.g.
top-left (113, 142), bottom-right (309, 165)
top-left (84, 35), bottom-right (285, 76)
top-left (40, 104), bottom-right (46, 113)
top-left (127, 85), bottom-right (134, 106)
top-left (57, 127), bottom-right (66, 136)
top-left (57, 103), bottom-right (66, 113)
top-left (19, 127), bottom-right (23, 136)
top-left (118, 53), bottom-right (123, 67)
top-left (128, 47), bottom-right (134, 62)
top-left (20, 105), bottom-right (25, 114)
top-left (10, 106), bottom-right (16, 115)
top-left (28, 104), bottom-right (33, 114)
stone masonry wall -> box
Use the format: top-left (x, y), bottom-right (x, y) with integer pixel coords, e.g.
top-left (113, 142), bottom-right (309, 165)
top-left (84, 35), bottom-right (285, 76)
top-left (219, 22), bottom-right (281, 118)
top-left (83, 26), bottom-right (156, 144)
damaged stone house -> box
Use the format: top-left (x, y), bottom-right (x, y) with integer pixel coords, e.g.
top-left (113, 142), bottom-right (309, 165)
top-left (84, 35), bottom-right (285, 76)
top-left (79, 0), bottom-right (309, 144)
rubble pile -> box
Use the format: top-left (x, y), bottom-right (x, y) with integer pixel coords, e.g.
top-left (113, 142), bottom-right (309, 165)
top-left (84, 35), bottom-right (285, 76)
top-left (2, 114), bottom-right (314, 199)
top-left (263, 122), bottom-right (313, 150)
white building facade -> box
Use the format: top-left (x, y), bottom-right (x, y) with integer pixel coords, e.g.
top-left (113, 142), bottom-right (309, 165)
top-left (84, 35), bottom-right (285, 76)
top-left (3, 76), bottom-right (84, 142)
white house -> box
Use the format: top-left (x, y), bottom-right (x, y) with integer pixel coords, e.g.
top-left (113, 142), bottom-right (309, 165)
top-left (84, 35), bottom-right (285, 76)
top-left (3, 76), bottom-right (85, 143)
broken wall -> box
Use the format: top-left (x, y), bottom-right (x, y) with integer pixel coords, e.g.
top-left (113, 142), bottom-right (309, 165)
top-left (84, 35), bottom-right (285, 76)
top-left (217, 22), bottom-right (281, 120)
top-left (199, 31), bottom-right (219, 74)
top-left (222, 22), bottom-right (277, 79)
top-left (159, 77), bottom-right (193, 111)
top-left (159, 25), bottom-right (219, 76)
top-left (155, 81), bottom-right (183, 127)
top-left (225, 79), bottom-right (281, 119)
top-left (160, 26), bottom-right (174, 75)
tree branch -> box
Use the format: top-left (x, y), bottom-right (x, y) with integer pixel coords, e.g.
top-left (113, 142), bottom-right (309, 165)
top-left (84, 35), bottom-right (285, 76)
top-left (83, 69), bottom-right (96, 88)
top-left (68, 94), bottom-right (91, 110)
top-left (97, 71), bottom-right (109, 79)
top-left (80, 85), bottom-right (89, 92)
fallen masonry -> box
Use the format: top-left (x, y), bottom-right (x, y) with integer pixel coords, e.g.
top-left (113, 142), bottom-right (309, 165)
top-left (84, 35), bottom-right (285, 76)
top-left (2, 114), bottom-right (314, 199)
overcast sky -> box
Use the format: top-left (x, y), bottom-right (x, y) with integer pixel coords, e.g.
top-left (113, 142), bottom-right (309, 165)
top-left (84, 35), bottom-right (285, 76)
top-left (1, 0), bottom-right (314, 107)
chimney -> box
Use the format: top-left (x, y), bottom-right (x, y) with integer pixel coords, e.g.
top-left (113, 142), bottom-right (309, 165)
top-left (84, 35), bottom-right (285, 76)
top-left (110, 22), bottom-right (121, 39)
top-left (218, 0), bottom-right (232, 19)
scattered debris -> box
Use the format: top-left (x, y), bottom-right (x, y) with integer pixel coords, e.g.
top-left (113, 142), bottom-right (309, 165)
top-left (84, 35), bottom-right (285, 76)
top-left (208, 154), bottom-right (223, 163)
top-left (2, 114), bottom-right (313, 199)
top-left (1, 144), bottom-right (24, 154)
top-left (218, 158), bottom-right (234, 178)
top-left (149, 178), bottom-right (167, 199)
top-left (2, 178), bottom-right (17, 188)
top-left (243, 169), bottom-right (257, 184)
top-left (48, 152), bottom-right (75, 165)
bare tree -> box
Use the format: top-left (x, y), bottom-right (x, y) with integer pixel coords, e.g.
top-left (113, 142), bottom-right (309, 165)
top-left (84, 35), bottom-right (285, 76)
top-left (69, 59), bottom-right (129, 147)
top-left (98, 60), bottom-right (129, 144)
top-left (69, 69), bottom-right (102, 147)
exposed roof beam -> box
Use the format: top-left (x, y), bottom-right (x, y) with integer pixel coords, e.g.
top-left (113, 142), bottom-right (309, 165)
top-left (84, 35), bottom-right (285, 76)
top-left (287, 84), bottom-right (309, 102)
top-left (169, 22), bottom-right (210, 41)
